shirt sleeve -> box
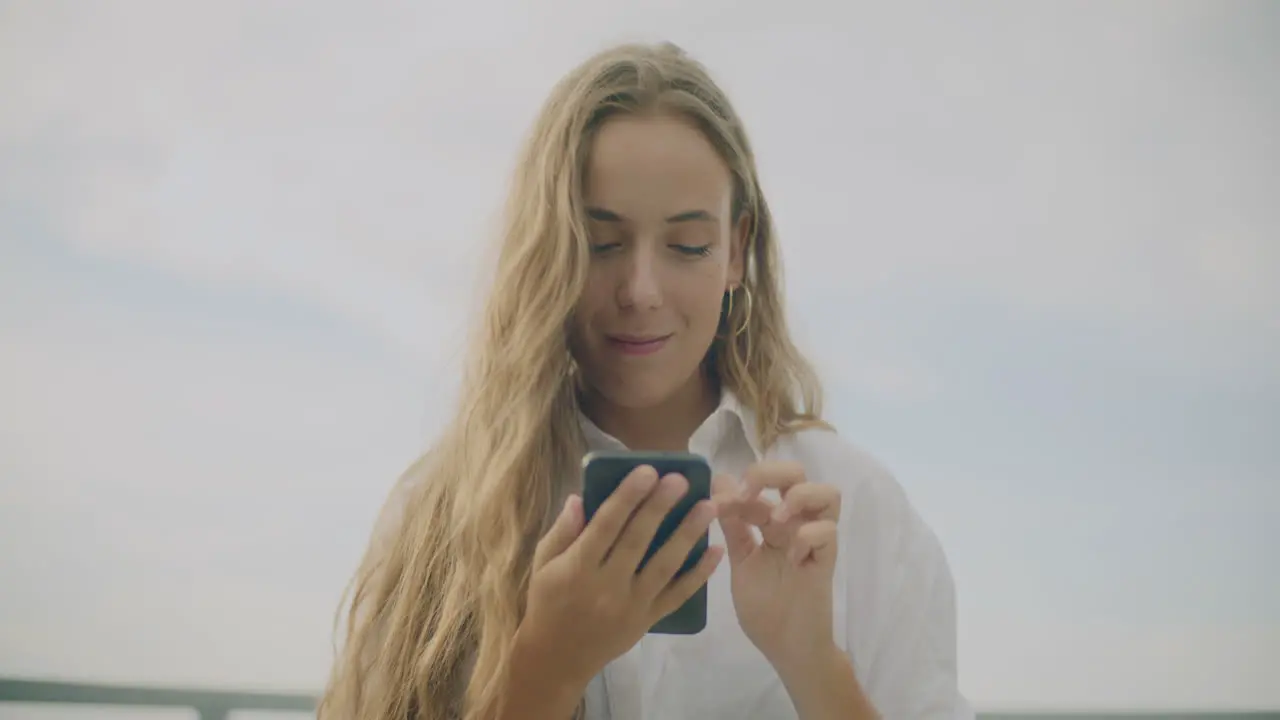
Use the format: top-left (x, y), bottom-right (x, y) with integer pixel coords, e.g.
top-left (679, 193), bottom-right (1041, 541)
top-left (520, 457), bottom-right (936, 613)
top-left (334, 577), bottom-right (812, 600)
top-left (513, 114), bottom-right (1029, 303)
top-left (839, 451), bottom-right (975, 719)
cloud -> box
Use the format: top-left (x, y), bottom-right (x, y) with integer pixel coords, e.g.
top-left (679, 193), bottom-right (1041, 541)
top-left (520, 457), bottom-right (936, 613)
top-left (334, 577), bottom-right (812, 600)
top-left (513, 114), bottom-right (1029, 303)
top-left (0, 262), bottom-right (447, 690)
top-left (729, 3), bottom-right (1280, 325)
top-left (3, 1), bottom-right (1276, 356)
top-left (1, 1), bottom-right (510, 357)
top-left (8, 0), bottom-right (1274, 421)
top-left (2, 2), bottom-right (1277, 710)
top-left (961, 616), bottom-right (1280, 711)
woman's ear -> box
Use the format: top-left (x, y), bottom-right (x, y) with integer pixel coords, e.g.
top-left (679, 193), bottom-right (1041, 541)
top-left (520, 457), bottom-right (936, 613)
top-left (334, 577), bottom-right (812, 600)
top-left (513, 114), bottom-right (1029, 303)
top-left (728, 212), bottom-right (750, 286)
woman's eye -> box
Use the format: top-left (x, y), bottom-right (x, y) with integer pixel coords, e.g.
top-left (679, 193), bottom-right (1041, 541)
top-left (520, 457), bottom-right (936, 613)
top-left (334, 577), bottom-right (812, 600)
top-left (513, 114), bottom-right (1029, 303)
top-left (590, 242), bottom-right (622, 254)
top-left (673, 244), bottom-right (712, 258)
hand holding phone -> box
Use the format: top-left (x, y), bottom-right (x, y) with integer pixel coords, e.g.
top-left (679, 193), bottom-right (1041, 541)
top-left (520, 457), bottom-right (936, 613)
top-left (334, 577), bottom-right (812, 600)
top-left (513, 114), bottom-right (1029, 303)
top-left (580, 451), bottom-right (714, 634)
top-left (515, 457), bottom-right (723, 693)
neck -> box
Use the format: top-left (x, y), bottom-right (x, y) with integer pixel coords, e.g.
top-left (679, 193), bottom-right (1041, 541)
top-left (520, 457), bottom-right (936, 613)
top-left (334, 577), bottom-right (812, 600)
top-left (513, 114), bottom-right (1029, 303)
top-left (582, 372), bottom-right (720, 452)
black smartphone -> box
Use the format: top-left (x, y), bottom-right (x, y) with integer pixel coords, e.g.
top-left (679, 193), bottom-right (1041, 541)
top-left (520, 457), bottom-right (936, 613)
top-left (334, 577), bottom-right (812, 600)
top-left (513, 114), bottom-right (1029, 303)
top-left (580, 450), bottom-right (712, 635)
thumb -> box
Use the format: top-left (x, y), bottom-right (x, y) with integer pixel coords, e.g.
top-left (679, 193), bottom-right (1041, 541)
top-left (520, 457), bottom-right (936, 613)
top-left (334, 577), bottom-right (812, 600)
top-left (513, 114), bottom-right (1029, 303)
top-left (712, 474), bottom-right (757, 565)
top-left (717, 514), bottom-right (757, 565)
top-left (532, 494), bottom-right (584, 570)
top-left (711, 472), bottom-right (739, 498)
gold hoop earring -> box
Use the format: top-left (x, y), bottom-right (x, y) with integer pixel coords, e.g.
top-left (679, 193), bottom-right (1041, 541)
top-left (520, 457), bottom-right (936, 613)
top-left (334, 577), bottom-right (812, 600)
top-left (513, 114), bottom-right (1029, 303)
top-left (725, 283), bottom-right (753, 338)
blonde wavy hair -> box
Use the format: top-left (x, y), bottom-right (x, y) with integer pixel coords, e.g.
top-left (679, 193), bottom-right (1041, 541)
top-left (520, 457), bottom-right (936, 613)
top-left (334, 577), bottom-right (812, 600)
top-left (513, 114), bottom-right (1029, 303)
top-left (319, 41), bottom-right (827, 720)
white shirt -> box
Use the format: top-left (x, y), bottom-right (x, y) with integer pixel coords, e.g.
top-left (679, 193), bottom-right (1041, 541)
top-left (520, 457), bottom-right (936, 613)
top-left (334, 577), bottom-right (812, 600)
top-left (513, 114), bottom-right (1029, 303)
top-left (579, 392), bottom-right (974, 720)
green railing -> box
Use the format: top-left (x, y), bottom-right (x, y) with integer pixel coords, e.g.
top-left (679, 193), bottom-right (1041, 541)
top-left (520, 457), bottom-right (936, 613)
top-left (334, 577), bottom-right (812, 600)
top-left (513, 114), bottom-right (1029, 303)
top-left (0, 677), bottom-right (316, 719)
top-left (2, 677), bottom-right (1277, 719)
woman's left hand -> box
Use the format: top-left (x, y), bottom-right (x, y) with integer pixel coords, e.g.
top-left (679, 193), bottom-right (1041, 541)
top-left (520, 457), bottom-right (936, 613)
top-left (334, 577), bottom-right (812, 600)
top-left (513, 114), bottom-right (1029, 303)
top-left (714, 461), bottom-right (842, 675)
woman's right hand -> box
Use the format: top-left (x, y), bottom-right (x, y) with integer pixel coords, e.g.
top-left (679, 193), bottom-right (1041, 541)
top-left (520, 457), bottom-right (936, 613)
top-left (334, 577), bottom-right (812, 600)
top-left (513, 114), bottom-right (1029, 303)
top-left (515, 464), bottom-right (724, 692)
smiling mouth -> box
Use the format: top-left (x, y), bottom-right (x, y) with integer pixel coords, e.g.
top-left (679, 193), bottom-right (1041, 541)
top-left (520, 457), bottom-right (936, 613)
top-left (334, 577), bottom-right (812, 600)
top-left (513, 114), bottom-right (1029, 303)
top-left (606, 334), bottom-right (672, 356)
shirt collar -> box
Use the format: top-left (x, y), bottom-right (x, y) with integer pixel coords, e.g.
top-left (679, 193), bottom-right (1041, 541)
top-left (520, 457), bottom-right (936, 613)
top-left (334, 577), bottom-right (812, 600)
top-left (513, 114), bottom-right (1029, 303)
top-left (577, 389), bottom-right (764, 461)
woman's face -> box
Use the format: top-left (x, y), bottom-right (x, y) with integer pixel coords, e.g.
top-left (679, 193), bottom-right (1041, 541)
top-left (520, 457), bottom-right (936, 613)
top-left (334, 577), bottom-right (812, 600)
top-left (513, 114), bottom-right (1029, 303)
top-left (571, 113), bottom-right (746, 410)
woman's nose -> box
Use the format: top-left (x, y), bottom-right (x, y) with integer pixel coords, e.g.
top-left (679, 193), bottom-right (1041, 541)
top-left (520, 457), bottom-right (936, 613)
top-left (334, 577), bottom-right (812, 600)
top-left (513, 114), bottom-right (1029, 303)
top-left (616, 245), bottom-right (662, 310)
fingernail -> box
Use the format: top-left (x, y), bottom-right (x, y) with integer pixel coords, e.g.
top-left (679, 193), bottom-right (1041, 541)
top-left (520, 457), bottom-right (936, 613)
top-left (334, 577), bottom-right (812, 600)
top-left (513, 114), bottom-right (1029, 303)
top-left (772, 506), bottom-right (790, 523)
top-left (661, 473), bottom-right (688, 496)
top-left (709, 545), bottom-right (726, 565)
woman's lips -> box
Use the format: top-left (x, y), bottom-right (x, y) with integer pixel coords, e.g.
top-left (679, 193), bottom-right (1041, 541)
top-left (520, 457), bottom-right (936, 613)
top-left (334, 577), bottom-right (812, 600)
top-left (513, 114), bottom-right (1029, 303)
top-left (607, 335), bottom-right (671, 356)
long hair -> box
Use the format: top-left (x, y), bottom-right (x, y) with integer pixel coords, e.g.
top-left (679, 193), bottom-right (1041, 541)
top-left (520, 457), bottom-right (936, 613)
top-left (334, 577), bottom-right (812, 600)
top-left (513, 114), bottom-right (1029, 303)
top-left (318, 41), bottom-right (827, 720)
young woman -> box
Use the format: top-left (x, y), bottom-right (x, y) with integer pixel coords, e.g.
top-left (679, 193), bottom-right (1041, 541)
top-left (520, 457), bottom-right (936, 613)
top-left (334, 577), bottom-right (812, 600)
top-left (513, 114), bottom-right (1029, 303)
top-left (320, 42), bottom-right (973, 720)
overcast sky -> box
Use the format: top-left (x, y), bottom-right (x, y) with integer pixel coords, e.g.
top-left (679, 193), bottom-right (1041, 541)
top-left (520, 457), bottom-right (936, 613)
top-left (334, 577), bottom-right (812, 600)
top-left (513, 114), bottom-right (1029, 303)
top-left (2, 0), bottom-right (1278, 714)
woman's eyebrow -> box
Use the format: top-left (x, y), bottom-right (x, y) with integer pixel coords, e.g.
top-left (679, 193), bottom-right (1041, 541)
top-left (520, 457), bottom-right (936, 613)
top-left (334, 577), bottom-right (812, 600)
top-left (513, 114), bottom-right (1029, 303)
top-left (585, 206), bottom-right (718, 223)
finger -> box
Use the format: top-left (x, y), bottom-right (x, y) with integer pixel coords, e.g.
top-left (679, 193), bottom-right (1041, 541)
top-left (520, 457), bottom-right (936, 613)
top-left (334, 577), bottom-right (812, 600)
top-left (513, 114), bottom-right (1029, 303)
top-left (635, 499), bottom-right (717, 598)
top-left (714, 472), bottom-right (775, 531)
top-left (719, 492), bottom-right (792, 553)
top-left (577, 465), bottom-right (659, 564)
top-left (716, 494), bottom-right (775, 528)
top-left (759, 515), bottom-right (801, 551)
top-left (788, 519), bottom-right (839, 567)
top-left (711, 473), bottom-right (736, 494)
top-left (717, 513), bottom-right (758, 565)
top-left (716, 489), bottom-right (794, 550)
top-left (711, 472), bottom-right (746, 500)
top-left (532, 494), bottom-right (584, 570)
top-left (770, 483), bottom-right (841, 524)
top-left (740, 461), bottom-right (807, 501)
top-left (653, 544), bottom-right (725, 620)
top-left (603, 473), bottom-right (688, 576)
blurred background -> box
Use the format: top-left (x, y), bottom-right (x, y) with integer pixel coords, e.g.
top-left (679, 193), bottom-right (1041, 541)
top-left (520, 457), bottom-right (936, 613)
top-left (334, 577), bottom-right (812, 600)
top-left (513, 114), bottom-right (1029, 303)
top-left (1, 0), bottom-right (1277, 718)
